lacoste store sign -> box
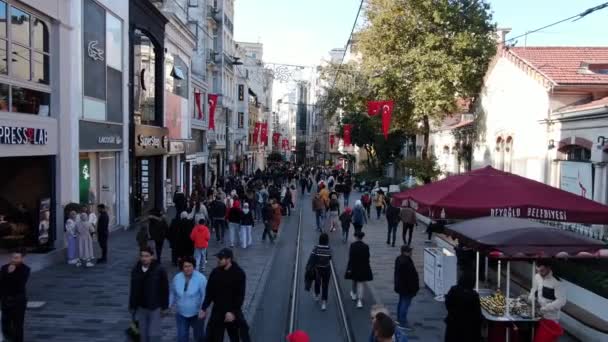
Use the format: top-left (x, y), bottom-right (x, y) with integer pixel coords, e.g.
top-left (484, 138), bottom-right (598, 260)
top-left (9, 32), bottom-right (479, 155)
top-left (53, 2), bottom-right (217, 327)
top-left (0, 126), bottom-right (48, 145)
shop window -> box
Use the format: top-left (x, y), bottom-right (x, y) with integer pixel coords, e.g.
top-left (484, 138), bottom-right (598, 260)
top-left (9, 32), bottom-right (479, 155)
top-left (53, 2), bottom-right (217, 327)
top-left (133, 29), bottom-right (157, 125)
top-left (504, 136), bottom-right (513, 173)
top-left (564, 146), bottom-right (591, 161)
top-left (0, 83), bottom-right (49, 115)
top-left (105, 13), bottom-right (122, 71)
top-left (238, 112), bottom-right (244, 128)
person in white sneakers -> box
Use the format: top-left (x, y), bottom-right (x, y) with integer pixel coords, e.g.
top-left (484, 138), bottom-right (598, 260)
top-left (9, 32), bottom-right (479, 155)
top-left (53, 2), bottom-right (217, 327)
top-left (345, 231), bottom-right (373, 308)
top-left (306, 233), bottom-right (332, 311)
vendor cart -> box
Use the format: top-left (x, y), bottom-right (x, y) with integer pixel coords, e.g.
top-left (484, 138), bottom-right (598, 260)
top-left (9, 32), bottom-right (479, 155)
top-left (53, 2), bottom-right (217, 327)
top-left (445, 217), bottom-right (608, 342)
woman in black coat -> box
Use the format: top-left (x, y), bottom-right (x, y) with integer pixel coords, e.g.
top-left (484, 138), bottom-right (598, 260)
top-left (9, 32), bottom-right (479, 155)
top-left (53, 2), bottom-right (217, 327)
top-left (444, 273), bottom-right (482, 342)
top-left (345, 231), bottom-right (373, 308)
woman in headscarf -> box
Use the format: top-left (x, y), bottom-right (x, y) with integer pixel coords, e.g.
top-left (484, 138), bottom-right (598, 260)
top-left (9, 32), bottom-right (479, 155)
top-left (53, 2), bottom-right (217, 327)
top-left (352, 200), bottom-right (368, 235)
top-left (76, 212), bottom-right (95, 267)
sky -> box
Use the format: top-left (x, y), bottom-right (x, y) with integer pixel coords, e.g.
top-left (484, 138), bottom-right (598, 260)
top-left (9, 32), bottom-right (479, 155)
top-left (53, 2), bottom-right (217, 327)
top-left (234, 0), bottom-right (608, 67)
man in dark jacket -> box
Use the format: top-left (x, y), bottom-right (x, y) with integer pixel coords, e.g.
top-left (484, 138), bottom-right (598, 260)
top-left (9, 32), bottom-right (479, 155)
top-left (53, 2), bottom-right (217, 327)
top-left (201, 248), bottom-right (250, 342)
top-left (209, 196), bottom-right (228, 243)
top-left (148, 208), bottom-right (168, 262)
top-left (173, 186), bottom-right (187, 218)
top-left (175, 211), bottom-right (195, 260)
top-left (96, 204), bottom-right (110, 263)
top-left (394, 246), bottom-right (418, 330)
top-left (261, 201), bottom-right (275, 243)
top-left (128, 247), bottom-right (169, 342)
top-left (0, 250), bottom-right (30, 342)
top-left (444, 272), bottom-right (482, 342)
top-left (386, 202), bottom-right (401, 247)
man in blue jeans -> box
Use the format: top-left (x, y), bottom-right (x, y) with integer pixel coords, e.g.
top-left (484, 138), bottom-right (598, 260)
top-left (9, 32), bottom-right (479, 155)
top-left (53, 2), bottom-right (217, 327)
top-left (393, 246), bottom-right (418, 331)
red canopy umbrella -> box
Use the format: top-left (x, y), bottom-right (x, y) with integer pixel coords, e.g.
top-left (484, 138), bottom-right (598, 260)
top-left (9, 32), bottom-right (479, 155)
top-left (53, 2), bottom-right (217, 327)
top-left (392, 166), bottom-right (608, 224)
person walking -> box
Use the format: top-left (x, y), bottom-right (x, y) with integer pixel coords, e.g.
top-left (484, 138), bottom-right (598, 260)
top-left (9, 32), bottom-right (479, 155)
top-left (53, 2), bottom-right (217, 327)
top-left (290, 184), bottom-right (298, 208)
top-left (345, 232), bottom-right (373, 308)
top-left (352, 200), bottom-right (367, 235)
top-left (305, 233), bottom-right (332, 311)
top-left (444, 273), bottom-right (482, 342)
top-left (190, 219), bottom-right (211, 273)
top-left (96, 204), bottom-right (110, 263)
top-left (399, 205), bottom-right (417, 246)
top-left (361, 192), bottom-right (372, 219)
top-left (148, 209), bottom-right (168, 263)
top-left (300, 176), bottom-right (308, 195)
top-left (368, 305), bottom-right (408, 342)
top-left (386, 201), bottom-right (401, 247)
top-left (394, 246), bottom-right (418, 331)
top-left (201, 248), bottom-right (250, 342)
top-left (227, 201), bottom-right (242, 248)
top-left (209, 196), bottom-right (227, 243)
top-left (0, 250), bottom-right (30, 342)
top-left (129, 247), bottom-right (169, 342)
top-left (374, 190), bottom-right (387, 220)
top-left (270, 199), bottom-right (282, 240)
top-left (327, 193), bottom-right (340, 232)
top-left (255, 186), bottom-right (268, 222)
top-left (339, 207), bottom-right (353, 243)
top-left (312, 193), bottom-right (325, 232)
top-left (240, 202), bottom-right (254, 248)
top-left (175, 211), bottom-right (195, 262)
top-left (282, 186), bottom-right (293, 216)
top-left (173, 186), bottom-right (187, 219)
top-left (261, 200), bottom-right (275, 243)
top-left (76, 212), bottom-right (95, 267)
top-left (343, 176), bottom-right (352, 207)
top-left (65, 211), bottom-right (79, 265)
top-left (170, 256), bottom-right (207, 342)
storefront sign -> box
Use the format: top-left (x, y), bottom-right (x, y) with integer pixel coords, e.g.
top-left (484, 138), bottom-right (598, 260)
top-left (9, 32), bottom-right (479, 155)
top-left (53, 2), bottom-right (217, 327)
top-left (0, 126), bottom-right (48, 145)
top-left (560, 161), bottom-right (593, 200)
top-left (79, 120), bottom-right (123, 150)
top-left (134, 125), bottom-right (169, 156)
top-left (169, 140), bottom-right (185, 154)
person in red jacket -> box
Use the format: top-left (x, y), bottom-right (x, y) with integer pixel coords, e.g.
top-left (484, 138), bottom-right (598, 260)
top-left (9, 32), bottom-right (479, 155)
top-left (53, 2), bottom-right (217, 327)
top-left (190, 219), bottom-right (211, 272)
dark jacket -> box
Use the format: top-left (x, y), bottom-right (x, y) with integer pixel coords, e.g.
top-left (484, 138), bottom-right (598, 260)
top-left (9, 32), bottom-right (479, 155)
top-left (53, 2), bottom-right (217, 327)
top-left (173, 192), bottom-right (187, 211)
top-left (228, 207), bottom-right (242, 224)
top-left (0, 263), bottom-right (30, 307)
top-left (240, 210), bottom-right (254, 226)
top-left (345, 241), bottom-right (373, 281)
top-left (209, 200), bottom-right (227, 219)
top-left (148, 214), bottom-right (168, 241)
top-left (386, 204), bottom-right (401, 225)
top-left (129, 261), bottom-right (169, 311)
top-left (394, 255), bottom-right (419, 296)
top-left (306, 245), bottom-right (332, 269)
top-left (262, 203), bottom-right (274, 222)
top-left (444, 285), bottom-right (483, 342)
top-left (202, 262), bottom-right (246, 315)
top-left (329, 198), bottom-right (340, 212)
top-left (175, 218), bottom-right (194, 257)
top-left (339, 212), bottom-right (352, 229)
top-left (97, 211), bottom-right (110, 237)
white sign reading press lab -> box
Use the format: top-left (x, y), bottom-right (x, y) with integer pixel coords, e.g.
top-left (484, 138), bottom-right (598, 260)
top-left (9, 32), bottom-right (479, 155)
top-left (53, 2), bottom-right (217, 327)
top-left (560, 161), bottom-right (593, 200)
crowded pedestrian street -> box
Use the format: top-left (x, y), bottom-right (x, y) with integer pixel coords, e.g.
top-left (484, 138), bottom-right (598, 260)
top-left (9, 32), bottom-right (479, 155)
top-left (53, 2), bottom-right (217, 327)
top-left (1, 1), bottom-right (608, 342)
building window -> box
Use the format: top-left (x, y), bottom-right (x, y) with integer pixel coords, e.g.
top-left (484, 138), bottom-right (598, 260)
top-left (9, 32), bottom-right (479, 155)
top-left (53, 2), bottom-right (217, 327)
top-left (166, 53), bottom-right (188, 98)
top-left (564, 146), bottom-right (591, 161)
top-left (0, 1), bottom-right (51, 116)
top-left (133, 29), bottom-right (157, 125)
top-left (82, 1), bottom-right (123, 122)
top-left (238, 112), bottom-right (244, 128)
top-left (238, 84), bottom-right (244, 101)
top-left (504, 136), bottom-right (513, 172)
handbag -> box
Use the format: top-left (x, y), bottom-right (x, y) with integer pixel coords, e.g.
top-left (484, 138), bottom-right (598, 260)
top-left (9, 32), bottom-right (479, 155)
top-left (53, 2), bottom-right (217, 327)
top-left (125, 313), bottom-right (140, 341)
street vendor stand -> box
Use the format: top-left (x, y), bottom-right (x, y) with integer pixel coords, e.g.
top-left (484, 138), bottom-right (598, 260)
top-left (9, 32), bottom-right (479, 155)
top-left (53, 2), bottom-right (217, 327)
top-left (445, 217), bottom-right (608, 342)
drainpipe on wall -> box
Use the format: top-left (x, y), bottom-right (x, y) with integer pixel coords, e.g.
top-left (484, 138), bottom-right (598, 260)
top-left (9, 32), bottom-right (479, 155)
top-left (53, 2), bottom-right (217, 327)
top-left (544, 85), bottom-right (556, 186)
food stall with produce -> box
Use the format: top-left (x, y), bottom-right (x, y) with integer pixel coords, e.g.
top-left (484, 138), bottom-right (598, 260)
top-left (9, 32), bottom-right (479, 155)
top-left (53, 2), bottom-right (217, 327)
top-left (445, 217), bottom-right (608, 342)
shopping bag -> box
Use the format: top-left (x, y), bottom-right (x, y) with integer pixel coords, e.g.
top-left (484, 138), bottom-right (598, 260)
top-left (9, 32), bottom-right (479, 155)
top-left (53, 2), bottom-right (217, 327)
top-left (125, 314), bottom-right (140, 342)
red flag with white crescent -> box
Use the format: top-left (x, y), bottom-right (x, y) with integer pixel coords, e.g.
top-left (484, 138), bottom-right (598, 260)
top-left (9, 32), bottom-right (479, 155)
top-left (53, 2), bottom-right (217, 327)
top-left (261, 123), bottom-right (268, 145)
top-left (343, 124), bottom-right (353, 146)
top-left (194, 91), bottom-right (203, 119)
top-left (253, 122), bottom-right (261, 144)
top-left (272, 132), bottom-right (281, 146)
top-left (208, 94), bottom-right (218, 130)
top-left (330, 134), bottom-right (335, 148)
top-left (380, 101), bottom-right (394, 140)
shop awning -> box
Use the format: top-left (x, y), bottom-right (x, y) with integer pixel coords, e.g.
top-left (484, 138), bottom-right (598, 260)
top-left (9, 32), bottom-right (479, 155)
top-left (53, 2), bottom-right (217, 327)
top-left (445, 217), bottom-right (607, 258)
top-left (392, 166), bottom-right (608, 224)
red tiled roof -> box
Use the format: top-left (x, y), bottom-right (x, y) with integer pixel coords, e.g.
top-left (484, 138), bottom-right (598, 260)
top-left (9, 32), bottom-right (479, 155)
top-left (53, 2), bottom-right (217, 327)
top-left (509, 47), bottom-right (608, 85)
top-left (557, 96), bottom-right (608, 113)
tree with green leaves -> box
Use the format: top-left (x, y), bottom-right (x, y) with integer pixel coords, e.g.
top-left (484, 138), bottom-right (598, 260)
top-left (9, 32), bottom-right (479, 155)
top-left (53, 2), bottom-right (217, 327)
top-left (358, 0), bottom-right (496, 159)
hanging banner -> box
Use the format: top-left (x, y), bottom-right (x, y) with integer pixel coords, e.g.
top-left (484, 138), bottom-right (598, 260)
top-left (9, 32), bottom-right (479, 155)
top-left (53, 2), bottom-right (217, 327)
top-left (367, 100), bottom-right (394, 140)
top-left (253, 122), bottom-right (261, 144)
top-left (272, 132), bottom-right (281, 146)
top-left (208, 94), bottom-right (218, 130)
top-left (282, 138), bottom-right (289, 151)
top-left (343, 124), bottom-right (352, 146)
top-left (329, 134), bottom-right (335, 148)
top-left (194, 91), bottom-right (203, 120)
top-left (260, 122), bottom-right (268, 145)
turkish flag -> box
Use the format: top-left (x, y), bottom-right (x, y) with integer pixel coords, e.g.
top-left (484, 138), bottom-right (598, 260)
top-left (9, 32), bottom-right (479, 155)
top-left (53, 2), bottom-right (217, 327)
top-left (343, 124), bottom-right (352, 146)
top-left (368, 100), bottom-right (394, 139)
top-left (272, 132), bottom-right (281, 146)
top-left (261, 123), bottom-right (268, 145)
top-left (330, 134), bottom-right (335, 148)
top-left (253, 122), bottom-right (261, 144)
top-left (194, 91), bottom-right (203, 119)
top-left (208, 94), bottom-right (218, 130)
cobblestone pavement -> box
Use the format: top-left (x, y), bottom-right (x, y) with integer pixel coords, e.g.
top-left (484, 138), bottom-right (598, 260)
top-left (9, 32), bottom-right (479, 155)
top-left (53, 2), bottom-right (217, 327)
top-left (22, 218), bottom-right (278, 342)
top-left (359, 209), bottom-right (447, 341)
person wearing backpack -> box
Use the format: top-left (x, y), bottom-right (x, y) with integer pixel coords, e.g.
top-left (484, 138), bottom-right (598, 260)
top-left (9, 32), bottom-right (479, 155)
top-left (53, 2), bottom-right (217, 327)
top-left (352, 200), bottom-right (367, 234)
top-left (361, 192), bottom-right (372, 219)
top-left (339, 207), bottom-right (353, 243)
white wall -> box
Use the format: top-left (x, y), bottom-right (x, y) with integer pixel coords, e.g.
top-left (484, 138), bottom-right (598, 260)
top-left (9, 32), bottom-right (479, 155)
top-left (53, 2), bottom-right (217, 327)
top-left (474, 57), bottom-right (551, 182)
